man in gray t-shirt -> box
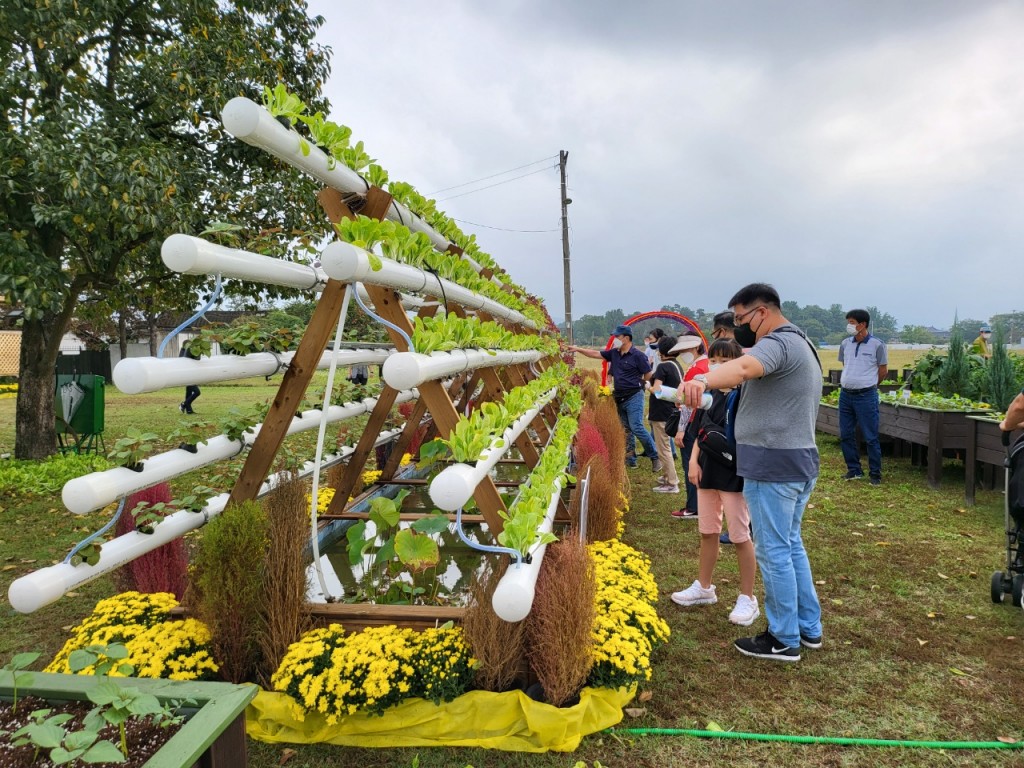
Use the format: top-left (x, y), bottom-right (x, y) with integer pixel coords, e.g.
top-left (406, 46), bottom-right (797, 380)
top-left (681, 283), bottom-right (823, 662)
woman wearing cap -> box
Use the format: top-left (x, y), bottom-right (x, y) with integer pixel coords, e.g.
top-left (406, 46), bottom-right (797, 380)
top-left (970, 324), bottom-right (993, 359)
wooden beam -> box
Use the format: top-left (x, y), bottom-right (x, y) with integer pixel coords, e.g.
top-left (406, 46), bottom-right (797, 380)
top-left (308, 602), bottom-right (466, 631)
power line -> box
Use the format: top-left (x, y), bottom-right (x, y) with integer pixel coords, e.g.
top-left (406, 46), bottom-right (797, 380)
top-left (435, 164), bottom-right (557, 202)
top-left (452, 217), bottom-right (560, 233)
top-left (424, 155), bottom-right (558, 196)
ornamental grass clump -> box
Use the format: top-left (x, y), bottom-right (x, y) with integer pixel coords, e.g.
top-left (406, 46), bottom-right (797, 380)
top-left (588, 540), bottom-right (670, 690)
top-left (461, 559), bottom-right (526, 693)
top-left (270, 624), bottom-right (475, 721)
top-left (114, 483), bottom-right (188, 599)
top-left (575, 454), bottom-right (622, 543)
top-left (525, 535), bottom-right (595, 706)
top-left (191, 499), bottom-right (269, 684)
top-left (45, 592), bottom-right (219, 681)
top-left (258, 475), bottom-right (312, 688)
top-left (589, 397), bottom-right (626, 489)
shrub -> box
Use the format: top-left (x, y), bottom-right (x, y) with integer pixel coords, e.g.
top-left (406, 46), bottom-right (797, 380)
top-left (461, 558), bottom-right (526, 692)
top-left (258, 476), bottom-right (312, 687)
top-left (113, 483), bottom-right (188, 599)
top-left (575, 455), bottom-right (622, 543)
top-left (986, 324), bottom-right (1020, 411)
top-left (191, 499), bottom-right (269, 683)
top-left (525, 535), bottom-right (595, 706)
top-left (939, 318), bottom-right (973, 398)
top-left (574, 421), bottom-right (609, 470)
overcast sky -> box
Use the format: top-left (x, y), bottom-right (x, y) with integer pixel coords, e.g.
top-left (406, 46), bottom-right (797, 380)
top-left (305, 1), bottom-right (1024, 329)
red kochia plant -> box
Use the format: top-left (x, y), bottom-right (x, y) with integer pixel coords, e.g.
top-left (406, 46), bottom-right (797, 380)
top-left (574, 421), bottom-right (609, 470)
top-left (113, 483), bottom-right (188, 599)
top-left (397, 401), bottom-right (415, 419)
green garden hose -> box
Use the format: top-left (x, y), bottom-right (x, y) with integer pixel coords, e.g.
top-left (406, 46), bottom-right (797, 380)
top-left (608, 728), bottom-right (1023, 750)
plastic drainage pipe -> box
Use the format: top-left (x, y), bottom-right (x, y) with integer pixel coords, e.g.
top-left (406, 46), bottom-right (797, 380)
top-left (10, 428), bottom-right (406, 614)
top-left (61, 391), bottom-right (417, 515)
top-left (428, 388), bottom-right (557, 512)
top-left (220, 97), bottom-right (448, 252)
top-left (490, 475), bottom-right (563, 623)
top-left (113, 348), bottom-right (393, 394)
top-left (383, 349), bottom-right (543, 391)
top-left (162, 234), bottom-right (325, 290)
top-left (607, 728), bottom-right (1024, 750)
top-left (319, 241), bottom-right (537, 329)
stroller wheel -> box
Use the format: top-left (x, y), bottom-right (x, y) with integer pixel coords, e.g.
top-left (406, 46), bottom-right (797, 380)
top-left (992, 571), bottom-right (1007, 603)
top-left (1013, 574), bottom-right (1024, 608)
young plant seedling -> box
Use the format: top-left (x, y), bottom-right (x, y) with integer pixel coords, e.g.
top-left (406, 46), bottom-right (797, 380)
top-left (1, 651), bottom-right (40, 713)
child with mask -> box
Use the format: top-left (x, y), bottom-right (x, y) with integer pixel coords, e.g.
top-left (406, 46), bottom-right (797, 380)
top-left (671, 338), bottom-right (759, 626)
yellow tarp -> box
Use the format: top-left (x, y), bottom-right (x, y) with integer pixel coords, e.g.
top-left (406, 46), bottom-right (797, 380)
top-left (246, 685), bottom-right (635, 752)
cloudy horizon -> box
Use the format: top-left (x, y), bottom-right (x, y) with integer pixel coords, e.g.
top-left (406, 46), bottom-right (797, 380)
top-left (306, 1), bottom-right (1024, 329)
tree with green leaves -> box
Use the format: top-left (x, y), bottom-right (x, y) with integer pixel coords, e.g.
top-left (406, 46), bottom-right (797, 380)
top-left (939, 315), bottom-right (971, 398)
top-left (0, 0), bottom-right (332, 458)
top-left (985, 324), bottom-right (1019, 411)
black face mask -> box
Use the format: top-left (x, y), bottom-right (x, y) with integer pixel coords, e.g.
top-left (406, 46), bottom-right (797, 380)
top-left (734, 322), bottom-right (756, 347)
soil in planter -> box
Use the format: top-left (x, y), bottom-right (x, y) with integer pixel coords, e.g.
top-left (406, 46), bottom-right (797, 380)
top-left (0, 695), bottom-right (180, 768)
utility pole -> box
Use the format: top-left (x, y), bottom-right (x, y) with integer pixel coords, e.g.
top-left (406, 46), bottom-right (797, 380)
top-left (559, 150), bottom-right (573, 344)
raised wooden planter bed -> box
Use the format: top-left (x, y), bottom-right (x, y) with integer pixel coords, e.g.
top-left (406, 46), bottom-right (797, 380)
top-left (964, 416), bottom-right (1024, 505)
top-left (1, 672), bottom-right (256, 768)
top-left (877, 402), bottom-right (991, 489)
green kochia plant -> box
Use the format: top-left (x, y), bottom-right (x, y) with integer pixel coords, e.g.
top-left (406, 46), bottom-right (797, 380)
top-left (345, 490), bottom-right (451, 604)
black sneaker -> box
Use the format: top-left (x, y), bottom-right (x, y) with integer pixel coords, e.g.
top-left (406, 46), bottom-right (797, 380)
top-left (179, 402), bottom-right (186, 413)
top-left (869, 476), bottom-right (881, 486)
top-left (800, 633), bottom-right (823, 649)
top-left (735, 630), bottom-right (800, 662)
top-left (843, 470), bottom-right (864, 480)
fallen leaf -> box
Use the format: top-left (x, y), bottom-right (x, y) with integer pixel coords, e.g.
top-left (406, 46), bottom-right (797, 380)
top-left (949, 667), bottom-right (974, 677)
top-left (815, 580), bottom-right (826, 586)
top-left (279, 748), bottom-right (297, 765)
top-left (917, 638), bottom-right (928, 646)
top-left (1007, 636), bottom-right (1017, 641)
top-left (19, 559), bottom-right (36, 564)
top-left (806, 503), bottom-right (816, 509)
top-left (871, 584), bottom-right (880, 590)
top-left (968, 571), bottom-right (977, 578)
top-left (956, 508), bottom-right (966, 513)
top-left (875, 542), bottom-right (891, 547)
top-left (937, 573), bottom-right (948, 580)
top-left (851, 531), bottom-right (864, 537)
top-left (65, 591), bottom-right (79, 598)
top-left (2, 565), bottom-right (16, 571)
top-left (638, 690), bottom-right (653, 703)
top-left (959, 532), bottom-right (974, 539)
top-left (624, 708), bottom-right (647, 718)
top-left (997, 736), bottom-right (1018, 744)
top-left (876, 523), bottom-right (887, 529)
top-left (830, 599), bottom-right (843, 605)
top-left (706, 720), bottom-right (725, 732)
top-left (866, 522), bottom-right (875, 527)
top-left (965, 615), bottom-right (977, 620)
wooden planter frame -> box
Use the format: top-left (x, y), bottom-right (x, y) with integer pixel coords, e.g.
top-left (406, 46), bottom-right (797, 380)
top-left (1, 673), bottom-right (255, 768)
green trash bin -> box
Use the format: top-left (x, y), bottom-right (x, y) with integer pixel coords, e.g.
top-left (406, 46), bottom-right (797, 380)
top-left (55, 374), bottom-right (106, 454)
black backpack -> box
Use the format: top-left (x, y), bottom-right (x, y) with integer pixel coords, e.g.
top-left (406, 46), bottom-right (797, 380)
top-left (697, 388), bottom-right (741, 469)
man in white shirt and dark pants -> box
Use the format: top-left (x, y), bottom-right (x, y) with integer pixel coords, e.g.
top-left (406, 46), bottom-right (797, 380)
top-left (838, 309), bottom-right (888, 485)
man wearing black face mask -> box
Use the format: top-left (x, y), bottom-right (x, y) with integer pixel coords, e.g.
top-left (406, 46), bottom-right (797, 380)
top-left (680, 283), bottom-right (823, 663)
top-left (569, 326), bottom-right (660, 472)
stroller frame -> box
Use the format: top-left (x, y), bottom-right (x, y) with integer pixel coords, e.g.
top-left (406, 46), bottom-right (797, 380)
top-left (991, 431), bottom-right (1024, 606)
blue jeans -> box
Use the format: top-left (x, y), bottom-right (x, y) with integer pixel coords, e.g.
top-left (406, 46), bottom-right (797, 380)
top-left (617, 391), bottom-right (657, 466)
top-left (839, 389), bottom-right (881, 478)
top-left (744, 478), bottom-right (822, 648)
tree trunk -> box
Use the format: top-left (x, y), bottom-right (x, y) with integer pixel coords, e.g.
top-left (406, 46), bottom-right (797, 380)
top-left (147, 311), bottom-right (157, 356)
top-left (15, 318), bottom-right (60, 459)
top-left (118, 312), bottom-right (128, 360)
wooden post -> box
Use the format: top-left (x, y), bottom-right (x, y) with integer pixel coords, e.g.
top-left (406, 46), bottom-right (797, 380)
top-left (965, 417), bottom-right (978, 505)
top-left (927, 411), bottom-right (943, 490)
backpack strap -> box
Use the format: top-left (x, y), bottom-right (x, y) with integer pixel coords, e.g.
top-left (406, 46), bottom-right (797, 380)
top-left (769, 326), bottom-right (822, 370)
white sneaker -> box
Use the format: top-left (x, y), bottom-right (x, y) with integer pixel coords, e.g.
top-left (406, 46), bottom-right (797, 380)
top-left (671, 580), bottom-right (717, 606)
top-left (729, 594), bottom-right (760, 626)
top-left (652, 484), bottom-right (680, 494)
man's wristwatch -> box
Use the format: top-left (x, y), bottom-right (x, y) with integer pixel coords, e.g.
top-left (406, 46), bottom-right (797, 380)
top-left (692, 374), bottom-right (709, 387)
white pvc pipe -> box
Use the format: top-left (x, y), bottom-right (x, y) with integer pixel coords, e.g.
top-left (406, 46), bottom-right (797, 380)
top-left (491, 476), bottom-right (564, 623)
top-left (221, 97), bottom-right (448, 252)
top-left (62, 391), bottom-right (418, 515)
top-left (162, 234), bottom-right (324, 290)
top-left (320, 241), bottom-right (536, 328)
top-left (9, 428), bottom-right (405, 614)
top-left (113, 348), bottom-right (393, 395)
top-left (382, 349), bottom-right (542, 391)
top-left (428, 388), bottom-right (556, 512)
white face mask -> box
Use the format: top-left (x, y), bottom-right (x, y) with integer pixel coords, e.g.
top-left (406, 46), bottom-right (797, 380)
top-left (680, 352), bottom-right (695, 365)
top-left (612, 337), bottom-right (624, 349)
top-left (708, 362), bottom-right (720, 370)
top-left (846, 323), bottom-right (858, 335)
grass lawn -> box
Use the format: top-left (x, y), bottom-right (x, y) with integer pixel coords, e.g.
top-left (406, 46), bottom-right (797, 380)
top-left (3, 371), bottom-right (1024, 767)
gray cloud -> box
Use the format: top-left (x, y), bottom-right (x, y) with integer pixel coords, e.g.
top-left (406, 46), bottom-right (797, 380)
top-left (306, 0), bottom-right (1024, 328)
